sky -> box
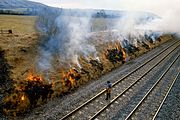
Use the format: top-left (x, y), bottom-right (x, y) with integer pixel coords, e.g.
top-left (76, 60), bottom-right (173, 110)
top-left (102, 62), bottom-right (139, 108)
top-left (29, 0), bottom-right (178, 15)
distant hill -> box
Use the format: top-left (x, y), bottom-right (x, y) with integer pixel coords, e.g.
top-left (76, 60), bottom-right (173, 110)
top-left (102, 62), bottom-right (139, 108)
top-left (0, 0), bottom-right (159, 22)
top-left (0, 0), bottom-right (47, 9)
top-left (0, 0), bottom-right (50, 15)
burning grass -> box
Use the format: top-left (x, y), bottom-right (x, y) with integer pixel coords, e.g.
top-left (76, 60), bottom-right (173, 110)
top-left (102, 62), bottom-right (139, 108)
top-left (2, 72), bottom-right (53, 116)
top-left (0, 15), bottom-right (39, 83)
top-left (0, 15), bottom-right (174, 117)
top-left (1, 33), bottom-right (173, 117)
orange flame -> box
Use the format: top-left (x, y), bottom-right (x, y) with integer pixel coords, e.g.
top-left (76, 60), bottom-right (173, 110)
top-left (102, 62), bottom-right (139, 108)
top-left (115, 41), bottom-right (126, 61)
top-left (27, 72), bottom-right (43, 82)
top-left (61, 67), bottom-right (81, 90)
top-left (67, 68), bottom-right (76, 86)
top-left (21, 95), bottom-right (25, 101)
top-left (115, 41), bottom-right (122, 51)
top-left (122, 48), bottom-right (126, 61)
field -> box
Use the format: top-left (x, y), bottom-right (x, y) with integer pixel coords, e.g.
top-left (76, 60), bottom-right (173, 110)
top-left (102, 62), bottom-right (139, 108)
top-left (0, 15), bottom-right (116, 87)
top-left (0, 15), bottom-right (37, 34)
top-left (0, 15), bottom-right (173, 91)
top-left (0, 15), bottom-right (39, 85)
top-left (91, 18), bottom-right (118, 32)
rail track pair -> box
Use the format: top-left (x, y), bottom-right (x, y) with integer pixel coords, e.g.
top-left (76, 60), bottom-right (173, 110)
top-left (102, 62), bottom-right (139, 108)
top-left (59, 40), bottom-right (180, 120)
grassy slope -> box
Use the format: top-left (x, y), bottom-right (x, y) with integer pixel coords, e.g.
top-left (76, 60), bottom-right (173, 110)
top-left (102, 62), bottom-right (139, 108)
top-left (0, 15), bottom-right (174, 117)
top-left (0, 15), bottom-right (37, 34)
top-left (0, 15), bottom-right (39, 82)
top-left (0, 15), bottom-right (173, 91)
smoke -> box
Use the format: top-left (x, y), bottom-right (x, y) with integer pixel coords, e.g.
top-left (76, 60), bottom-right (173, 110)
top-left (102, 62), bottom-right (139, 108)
top-left (63, 16), bottom-right (97, 61)
top-left (119, 0), bottom-right (180, 33)
top-left (109, 0), bottom-right (180, 47)
top-left (36, 0), bottom-right (179, 72)
top-left (36, 9), bottom-right (96, 71)
top-left (107, 11), bottom-right (155, 47)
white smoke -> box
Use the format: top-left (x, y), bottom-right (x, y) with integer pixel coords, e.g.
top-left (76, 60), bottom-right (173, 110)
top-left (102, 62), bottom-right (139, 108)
top-left (36, 9), bottom-right (97, 71)
top-left (36, 0), bottom-right (180, 72)
top-left (107, 0), bottom-right (180, 46)
top-left (118, 0), bottom-right (180, 33)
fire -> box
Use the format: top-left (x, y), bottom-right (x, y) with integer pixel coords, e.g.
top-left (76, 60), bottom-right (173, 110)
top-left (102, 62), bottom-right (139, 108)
top-left (21, 95), bottom-right (25, 101)
top-left (105, 41), bottom-right (127, 64)
top-left (114, 41), bottom-right (126, 61)
top-left (27, 72), bottom-right (43, 82)
top-left (122, 48), bottom-right (126, 61)
top-left (62, 67), bottom-right (81, 91)
top-left (2, 93), bottom-right (30, 116)
top-left (1, 69), bottom-right (54, 116)
top-left (115, 41), bottom-right (122, 51)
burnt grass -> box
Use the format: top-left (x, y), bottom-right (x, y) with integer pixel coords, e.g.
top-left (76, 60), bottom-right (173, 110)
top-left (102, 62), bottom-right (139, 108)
top-left (0, 47), bottom-right (14, 117)
top-left (1, 34), bottom-right (174, 118)
top-left (0, 47), bottom-right (14, 92)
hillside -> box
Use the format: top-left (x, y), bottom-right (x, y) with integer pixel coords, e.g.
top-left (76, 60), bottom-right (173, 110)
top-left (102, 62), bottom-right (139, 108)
top-left (0, 0), bottom-right (50, 15)
top-left (0, 15), bottom-right (174, 117)
top-left (0, 15), bottom-right (39, 89)
top-left (0, 0), bottom-right (47, 9)
top-left (0, 0), bottom-right (159, 20)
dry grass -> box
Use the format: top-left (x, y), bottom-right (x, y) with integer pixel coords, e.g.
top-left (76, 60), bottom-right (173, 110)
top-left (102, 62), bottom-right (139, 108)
top-left (0, 15), bottom-right (37, 34)
top-left (0, 15), bottom-right (173, 85)
top-left (0, 15), bottom-right (39, 82)
top-left (0, 15), bottom-right (174, 116)
top-left (91, 18), bottom-right (118, 32)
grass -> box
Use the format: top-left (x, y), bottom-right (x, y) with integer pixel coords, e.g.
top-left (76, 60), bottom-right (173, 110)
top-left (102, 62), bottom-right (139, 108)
top-left (0, 15), bottom-right (173, 84)
top-left (91, 18), bottom-right (118, 32)
top-left (0, 15), bottom-right (37, 34)
top-left (0, 15), bottom-right (39, 82)
top-left (0, 15), bottom-right (174, 117)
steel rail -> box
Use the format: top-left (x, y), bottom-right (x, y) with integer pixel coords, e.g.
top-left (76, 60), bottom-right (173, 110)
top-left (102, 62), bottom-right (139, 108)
top-left (125, 54), bottom-right (180, 120)
top-left (89, 43), bottom-right (180, 120)
top-left (152, 71), bottom-right (180, 120)
top-left (60, 40), bottom-right (179, 120)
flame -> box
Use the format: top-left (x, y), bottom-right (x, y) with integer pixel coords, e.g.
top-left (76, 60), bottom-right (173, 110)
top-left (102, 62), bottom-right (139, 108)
top-left (115, 41), bottom-right (122, 51)
top-left (115, 41), bottom-right (126, 61)
top-left (105, 41), bottom-right (127, 63)
top-left (61, 67), bottom-right (81, 90)
top-left (3, 93), bottom-right (30, 116)
top-left (67, 68), bottom-right (76, 87)
top-left (122, 48), bottom-right (126, 61)
top-left (21, 95), bottom-right (25, 101)
top-left (27, 72), bottom-right (43, 82)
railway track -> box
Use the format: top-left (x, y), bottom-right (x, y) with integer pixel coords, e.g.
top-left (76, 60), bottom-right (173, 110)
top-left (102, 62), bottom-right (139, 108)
top-left (91, 43), bottom-right (180, 120)
top-left (59, 40), bottom-right (180, 120)
top-left (124, 53), bottom-right (180, 120)
top-left (154, 64), bottom-right (180, 120)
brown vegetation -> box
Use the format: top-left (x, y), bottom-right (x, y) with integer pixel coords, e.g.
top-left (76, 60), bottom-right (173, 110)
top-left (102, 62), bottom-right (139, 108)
top-left (0, 15), bottom-right (174, 116)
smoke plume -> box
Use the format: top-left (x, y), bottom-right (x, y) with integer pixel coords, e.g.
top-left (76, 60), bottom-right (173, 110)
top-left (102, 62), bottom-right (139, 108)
top-left (36, 8), bottom-right (96, 72)
top-left (119, 0), bottom-right (180, 33)
top-left (36, 0), bottom-right (179, 73)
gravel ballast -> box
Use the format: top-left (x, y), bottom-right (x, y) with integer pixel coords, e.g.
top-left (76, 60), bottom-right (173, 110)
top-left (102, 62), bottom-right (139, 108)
top-left (155, 69), bottom-right (180, 120)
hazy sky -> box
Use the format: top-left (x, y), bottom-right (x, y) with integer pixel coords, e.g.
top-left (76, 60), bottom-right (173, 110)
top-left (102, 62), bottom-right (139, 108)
top-left (29, 0), bottom-right (126, 10)
top-left (29, 0), bottom-right (178, 15)
top-left (29, 0), bottom-right (118, 8)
